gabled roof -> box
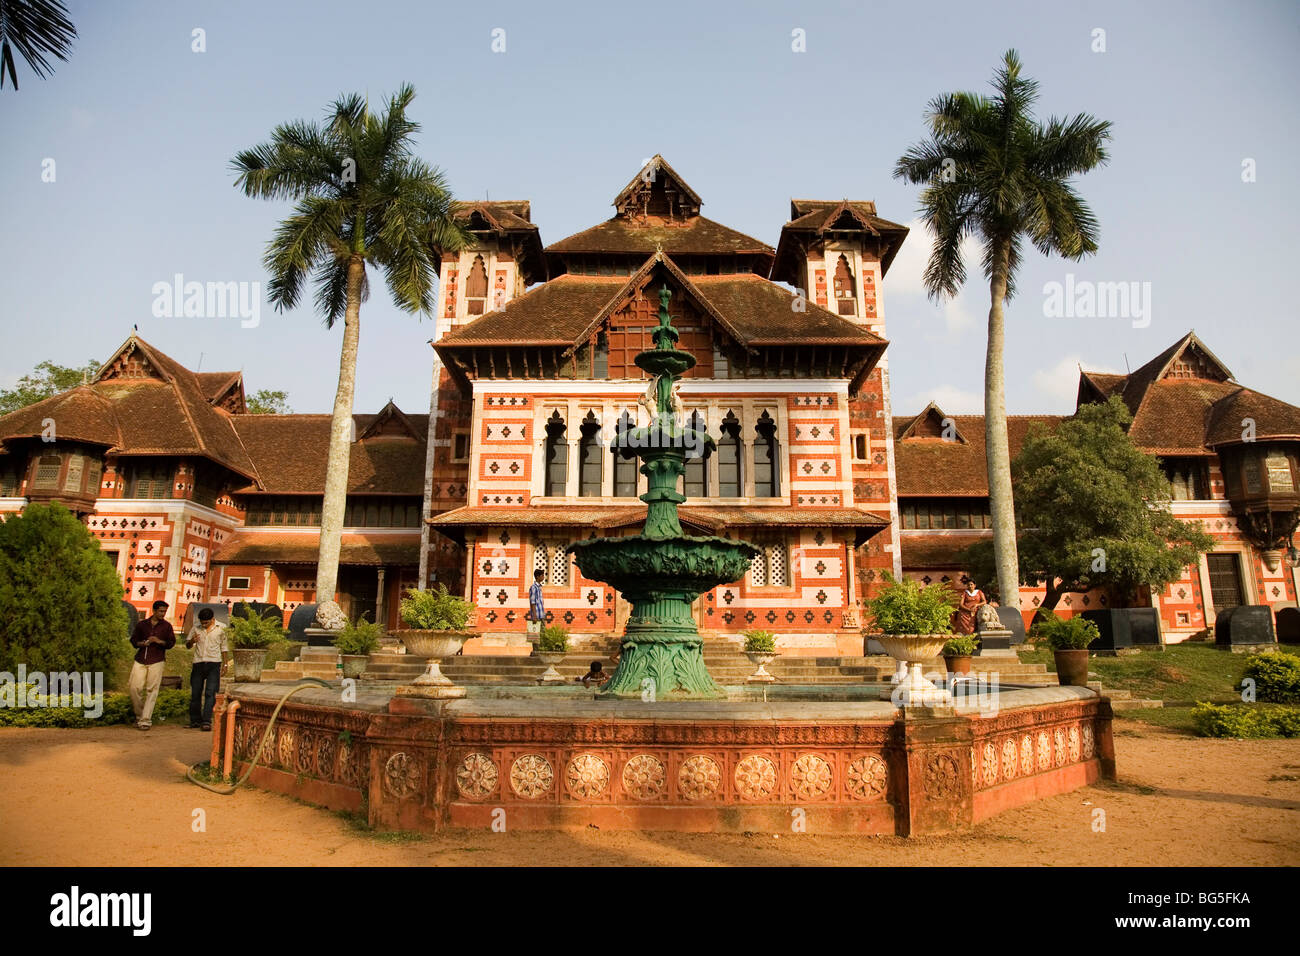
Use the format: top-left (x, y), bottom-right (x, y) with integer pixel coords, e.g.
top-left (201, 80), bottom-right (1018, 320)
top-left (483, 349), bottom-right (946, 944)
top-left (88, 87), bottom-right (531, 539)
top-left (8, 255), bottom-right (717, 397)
top-left (357, 399), bottom-right (422, 441)
top-left (0, 335), bottom-right (259, 480)
top-left (545, 215), bottom-right (774, 261)
top-left (1205, 387), bottom-right (1300, 447)
top-left (442, 200), bottom-right (547, 285)
top-left (194, 371), bottom-right (245, 411)
top-left (772, 199), bottom-right (910, 283)
top-left (893, 414), bottom-right (1064, 496)
top-left (897, 402), bottom-right (967, 444)
top-left (212, 531), bottom-right (420, 567)
top-left (612, 155), bottom-right (703, 215)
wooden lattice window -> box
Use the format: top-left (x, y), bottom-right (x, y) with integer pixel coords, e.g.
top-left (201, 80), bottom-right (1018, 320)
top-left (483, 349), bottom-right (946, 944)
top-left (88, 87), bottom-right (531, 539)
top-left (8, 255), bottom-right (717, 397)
top-left (533, 540), bottom-right (570, 587)
top-left (750, 539), bottom-right (789, 588)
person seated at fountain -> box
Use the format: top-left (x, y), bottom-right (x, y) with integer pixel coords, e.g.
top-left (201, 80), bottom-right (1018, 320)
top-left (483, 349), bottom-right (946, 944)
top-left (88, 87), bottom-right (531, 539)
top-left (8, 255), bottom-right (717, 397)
top-left (580, 661), bottom-right (611, 688)
top-left (950, 581), bottom-right (987, 635)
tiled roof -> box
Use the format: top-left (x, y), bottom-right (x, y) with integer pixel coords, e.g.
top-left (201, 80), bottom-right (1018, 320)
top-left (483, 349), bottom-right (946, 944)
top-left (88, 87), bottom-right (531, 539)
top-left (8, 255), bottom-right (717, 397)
top-left (1125, 380), bottom-right (1240, 455)
top-left (447, 201), bottom-right (546, 284)
top-left (899, 534), bottom-right (980, 568)
top-left (437, 275), bottom-right (627, 347)
top-left (231, 414), bottom-right (428, 495)
top-left (893, 413), bottom-right (1065, 496)
top-left (1205, 387), bottom-right (1300, 447)
top-left (194, 371), bottom-right (242, 404)
top-left (546, 216), bottom-right (774, 258)
top-left (212, 531), bottom-right (420, 566)
top-left (772, 199), bottom-right (910, 282)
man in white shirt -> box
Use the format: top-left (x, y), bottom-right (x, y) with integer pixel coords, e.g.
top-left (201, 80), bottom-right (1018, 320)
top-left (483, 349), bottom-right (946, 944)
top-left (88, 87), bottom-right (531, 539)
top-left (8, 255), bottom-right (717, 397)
top-left (185, 608), bottom-right (229, 731)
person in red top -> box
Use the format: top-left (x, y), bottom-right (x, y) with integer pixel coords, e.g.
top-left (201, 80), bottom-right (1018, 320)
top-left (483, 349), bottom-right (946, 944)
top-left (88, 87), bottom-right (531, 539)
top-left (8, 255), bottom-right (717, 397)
top-left (128, 600), bottom-right (176, 731)
top-left (950, 583), bottom-right (988, 636)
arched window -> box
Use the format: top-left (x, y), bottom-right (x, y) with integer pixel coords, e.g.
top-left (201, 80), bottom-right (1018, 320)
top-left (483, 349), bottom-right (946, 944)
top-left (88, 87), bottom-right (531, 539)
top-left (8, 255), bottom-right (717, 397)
top-left (465, 254), bottom-right (488, 315)
top-left (579, 411), bottom-right (602, 497)
top-left (592, 332), bottom-right (609, 379)
top-left (717, 410), bottom-right (743, 497)
top-left (833, 254), bottom-right (857, 316)
top-left (683, 410), bottom-right (710, 499)
top-left (753, 411), bottom-right (780, 498)
top-left (613, 411), bottom-right (638, 498)
top-left (544, 411), bottom-right (568, 496)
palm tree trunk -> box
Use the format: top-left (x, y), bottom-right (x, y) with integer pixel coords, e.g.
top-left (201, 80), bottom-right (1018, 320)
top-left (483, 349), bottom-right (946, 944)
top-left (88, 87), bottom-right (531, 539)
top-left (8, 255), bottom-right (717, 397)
top-left (314, 255), bottom-right (365, 617)
top-left (985, 237), bottom-right (1021, 616)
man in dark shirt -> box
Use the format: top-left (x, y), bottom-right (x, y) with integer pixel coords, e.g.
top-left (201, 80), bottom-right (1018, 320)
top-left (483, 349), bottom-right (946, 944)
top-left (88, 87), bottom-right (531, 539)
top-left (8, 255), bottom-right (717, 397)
top-left (128, 600), bottom-right (176, 731)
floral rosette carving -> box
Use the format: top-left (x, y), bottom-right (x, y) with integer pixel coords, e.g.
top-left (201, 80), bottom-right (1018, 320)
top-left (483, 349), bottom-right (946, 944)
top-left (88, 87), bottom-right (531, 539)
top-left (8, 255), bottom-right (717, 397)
top-left (383, 752), bottom-right (421, 799)
top-left (316, 734), bottom-right (336, 778)
top-left (678, 755), bottom-right (722, 801)
top-left (791, 754), bottom-right (833, 801)
top-left (566, 753), bottom-right (610, 800)
top-left (296, 733), bottom-right (316, 774)
top-left (846, 754), bottom-right (888, 801)
top-left (510, 754), bottom-right (554, 799)
top-left (277, 726), bottom-right (296, 769)
top-left (1002, 738), bottom-right (1018, 781)
top-left (456, 752), bottom-right (498, 800)
top-left (924, 753), bottom-right (959, 798)
top-left (622, 754), bottom-right (666, 801)
top-left (981, 742), bottom-right (998, 787)
top-left (734, 754), bottom-right (778, 801)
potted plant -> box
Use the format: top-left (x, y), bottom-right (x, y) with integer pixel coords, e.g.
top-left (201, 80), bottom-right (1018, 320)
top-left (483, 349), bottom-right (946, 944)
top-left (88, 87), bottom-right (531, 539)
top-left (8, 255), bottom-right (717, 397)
top-left (942, 635), bottom-right (979, 675)
top-left (396, 584), bottom-right (478, 698)
top-left (1033, 615), bottom-right (1099, 686)
top-left (535, 624), bottom-right (568, 684)
top-left (332, 614), bottom-right (382, 678)
top-left (227, 605), bottom-right (285, 682)
top-left (863, 574), bottom-right (957, 704)
top-left (742, 629), bottom-right (778, 683)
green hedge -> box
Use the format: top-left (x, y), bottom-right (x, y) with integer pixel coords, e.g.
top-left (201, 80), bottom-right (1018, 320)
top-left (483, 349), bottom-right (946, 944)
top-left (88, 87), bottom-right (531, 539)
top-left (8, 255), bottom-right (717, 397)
top-left (1191, 702), bottom-right (1300, 739)
top-left (1241, 652), bottom-right (1300, 703)
top-left (0, 688), bottom-right (190, 728)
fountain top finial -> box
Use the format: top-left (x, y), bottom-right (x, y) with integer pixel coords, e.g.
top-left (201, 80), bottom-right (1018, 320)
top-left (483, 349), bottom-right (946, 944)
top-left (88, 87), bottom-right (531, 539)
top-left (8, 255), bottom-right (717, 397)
top-left (652, 284), bottom-right (680, 351)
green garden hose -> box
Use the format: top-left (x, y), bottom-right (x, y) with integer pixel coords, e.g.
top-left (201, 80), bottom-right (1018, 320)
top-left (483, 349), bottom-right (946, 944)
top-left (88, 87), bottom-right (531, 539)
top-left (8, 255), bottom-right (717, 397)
top-left (186, 678), bottom-right (332, 795)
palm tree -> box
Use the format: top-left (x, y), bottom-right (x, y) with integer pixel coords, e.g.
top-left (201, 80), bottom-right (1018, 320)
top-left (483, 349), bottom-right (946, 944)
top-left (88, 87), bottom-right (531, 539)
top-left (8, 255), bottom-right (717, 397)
top-left (233, 85), bottom-right (470, 623)
top-left (894, 50), bottom-right (1111, 615)
top-left (0, 0), bottom-right (76, 90)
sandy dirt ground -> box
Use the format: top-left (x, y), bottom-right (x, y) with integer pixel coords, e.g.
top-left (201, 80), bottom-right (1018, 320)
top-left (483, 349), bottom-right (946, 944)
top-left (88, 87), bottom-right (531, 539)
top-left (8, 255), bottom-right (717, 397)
top-left (1, 722), bottom-right (1297, 866)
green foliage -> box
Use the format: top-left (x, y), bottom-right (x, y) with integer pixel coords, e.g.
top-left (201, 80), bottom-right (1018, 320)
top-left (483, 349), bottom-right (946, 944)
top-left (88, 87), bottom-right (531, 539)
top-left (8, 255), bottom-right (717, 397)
top-left (0, 503), bottom-right (129, 674)
top-left (333, 615), bottom-right (382, 655)
top-left (1241, 652), bottom-right (1300, 704)
top-left (742, 629), bottom-right (777, 654)
top-left (0, 358), bottom-right (100, 414)
top-left (537, 625), bottom-right (568, 653)
top-left (1032, 615), bottom-right (1100, 650)
top-left (227, 604), bottom-right (284, 649)
top-left (865, 574), bottom-right (956, 635)
top-left (942, 635), bottom-right (979, 656)
top-left (0, 688), bottom-right (188, 727)
top-left (1191, 702), bottom-right (1300, 739)
top-left (398, 584), bottom-right (474, 631)
top-left (961, 397), bottom-right (1215, 609)
top-left (245, 389), bottom-right (292, 414)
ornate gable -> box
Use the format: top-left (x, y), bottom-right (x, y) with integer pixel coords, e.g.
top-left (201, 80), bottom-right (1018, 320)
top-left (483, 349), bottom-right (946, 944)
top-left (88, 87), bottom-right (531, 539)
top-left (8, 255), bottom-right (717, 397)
top-left (95, 338), bottom-right (167, 384)
top-left (358, 400), bottom-right (421, 441)
top-left (613, 155), bottom-right (703, 223)
top-left (899, 402), bottom-right (967, 444)
top-left (1158, 335), bottom-right (1232, 383)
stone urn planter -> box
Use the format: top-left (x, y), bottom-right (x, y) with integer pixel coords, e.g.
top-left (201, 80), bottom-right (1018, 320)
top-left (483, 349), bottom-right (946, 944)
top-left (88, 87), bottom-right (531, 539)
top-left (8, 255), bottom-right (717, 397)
top-left (873, 633), bottom-right (952, 705)
top-left (1053, 649), bottom-right (1091, 686)
top-left (397, 629), bottom-right (475, 698)
top-left (535, 651), bottom-right (567, 684)
top-left (744, 651), bottom-right (777, 683)
top-left (231, 648), bottom-right (267, 683)
top-left (340, 654), bottom-right (369, 679)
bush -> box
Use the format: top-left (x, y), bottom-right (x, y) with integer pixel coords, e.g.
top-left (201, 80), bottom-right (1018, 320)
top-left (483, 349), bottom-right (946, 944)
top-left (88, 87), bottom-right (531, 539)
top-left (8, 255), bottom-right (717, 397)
top-left (865, 573), bottom-right (956, 635)
top-left (1191, 702), bottom-right (1300, 738)
top-left (1241, 652), bottom-right (1300, 703)
top-left (227, 606), bottom-right (284, 649)
top-left (0, 503), bottom-right (130, 675)
top-left (399, 584), bottom-right (474, 631)
top-left (333, 615), bottom-right (383, 655)
top-left (943, 635), bottom-right (979, 656)
top-left (1033, 615), bottom-right (1100, 651)
top-left (742, 629), bottom-right (776, 654)
top-left (0, 687), bottom-right (188, 727)
top-left (537, 625), bottom-right (568, 653)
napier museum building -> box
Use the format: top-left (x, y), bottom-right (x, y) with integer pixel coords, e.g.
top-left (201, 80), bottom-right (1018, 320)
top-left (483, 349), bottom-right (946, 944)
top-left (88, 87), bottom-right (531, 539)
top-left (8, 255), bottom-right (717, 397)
top-left (2, 157), bottom-right (1298, 653)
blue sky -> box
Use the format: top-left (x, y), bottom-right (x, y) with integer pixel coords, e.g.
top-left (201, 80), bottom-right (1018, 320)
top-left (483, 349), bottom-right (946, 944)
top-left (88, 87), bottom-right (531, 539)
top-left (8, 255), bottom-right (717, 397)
top-left (2, 0), bottom-right (1297, 417)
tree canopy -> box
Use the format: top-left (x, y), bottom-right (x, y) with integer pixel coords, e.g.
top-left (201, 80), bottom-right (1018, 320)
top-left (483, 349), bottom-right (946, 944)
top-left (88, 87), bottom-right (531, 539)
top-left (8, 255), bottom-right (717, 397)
top-left (245, 388), bottom-right (292, 414)
top-left (0, 503), bottom-right (129, 676)
top-left (962, 396), bottom-right (1214, 619)
top-left (0, 358), bottom-right (99, 415)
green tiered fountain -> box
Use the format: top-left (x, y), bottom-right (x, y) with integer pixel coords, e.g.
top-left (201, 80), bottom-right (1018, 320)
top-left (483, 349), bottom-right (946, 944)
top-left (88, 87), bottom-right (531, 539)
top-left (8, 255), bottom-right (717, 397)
top-left (568, 286), bottom-right (761, 699)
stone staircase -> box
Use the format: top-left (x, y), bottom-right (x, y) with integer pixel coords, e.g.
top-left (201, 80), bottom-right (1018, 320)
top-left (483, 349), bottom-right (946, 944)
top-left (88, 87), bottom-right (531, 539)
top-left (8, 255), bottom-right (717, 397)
top-left (260, 647), bottom-right (341, 682)
top-left (356, 646), bottom-right (1057, 686)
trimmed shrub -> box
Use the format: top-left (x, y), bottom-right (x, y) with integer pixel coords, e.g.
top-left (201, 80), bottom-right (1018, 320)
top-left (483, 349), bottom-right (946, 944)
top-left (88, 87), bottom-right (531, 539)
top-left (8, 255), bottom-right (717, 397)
top-left (0, 687), bottom-right (189, 728)
top-left (742, 629), bottom-right (776, 654)
top-left (0, 503), bottom-right (130, 675)
top-left (1241, 652), bottom-right (1300, 703)
top-left (1191, 702), bottom-right (1300, 739)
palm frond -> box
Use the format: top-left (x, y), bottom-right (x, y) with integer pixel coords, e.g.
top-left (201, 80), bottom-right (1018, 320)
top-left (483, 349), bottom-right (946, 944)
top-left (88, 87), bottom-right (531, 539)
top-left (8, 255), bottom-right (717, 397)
top-left (0, 0), bottom-right (76, 90)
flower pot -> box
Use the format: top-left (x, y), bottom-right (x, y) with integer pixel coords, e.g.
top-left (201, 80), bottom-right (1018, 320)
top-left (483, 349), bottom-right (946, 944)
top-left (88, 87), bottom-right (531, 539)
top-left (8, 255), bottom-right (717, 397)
top-left (340, 654), bottom-right (369, 679)
top-left (744, 650), bottom-right (777, 683)
top-left (872, 633), bottom-right (951, 705)
top-left (943, 654), bottom-right (972, 675)
top-left (1053, 648), bottom-right (1091, 686)
top-left (397, 629), bottom-right (476, 698)
top-left (536, 650), bottom-right (567, 684)
top-left (231, 648), bottom-right (268, 682)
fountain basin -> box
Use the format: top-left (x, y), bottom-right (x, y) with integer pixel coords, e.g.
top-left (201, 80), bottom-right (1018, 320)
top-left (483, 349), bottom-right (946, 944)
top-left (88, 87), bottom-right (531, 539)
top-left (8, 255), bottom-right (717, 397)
top-left (568, 534), bottom-right (759, 595)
